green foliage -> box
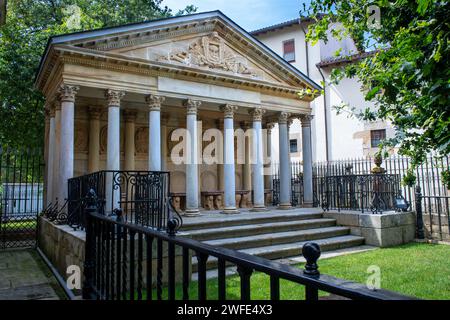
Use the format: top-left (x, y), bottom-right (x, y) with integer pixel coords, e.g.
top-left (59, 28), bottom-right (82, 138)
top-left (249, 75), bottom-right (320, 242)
top-left (0, 0), bottom-right (197, 148)
top-left (402, 169), bottom-right (417, 187)
top-left (303, 0), bottom-right (450, 183)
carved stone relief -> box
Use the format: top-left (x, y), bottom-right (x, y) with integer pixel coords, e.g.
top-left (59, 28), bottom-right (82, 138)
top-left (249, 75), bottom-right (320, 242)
top-left (158, 32), bottom-right (262, 78)
top-left (135, 127), bottom-right (149, 154)
top-left (74, 122), bottom-right (88, 153)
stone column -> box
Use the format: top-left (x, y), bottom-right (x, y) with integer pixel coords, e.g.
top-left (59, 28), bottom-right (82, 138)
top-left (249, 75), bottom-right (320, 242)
top-left (278, 111), bottom-right (291, 209)
top-left (146, 94), bottom-right (165, 171)
top-left (184, 99), bottom-right (201, 216)
top-left (88, 107), bottom-right (102, 173)
top-left (221, 104), bottom-right (239, 214)
top-left (300, 115), bottom-right (314, 207)
top-left (217, 119), bottom-right (224, 191)
top-left (105, 89), bottom-right (125, 213)
top-left (53, 99), bottom-right (61, 205)
top-left (123, 110), bottom-right (137, 171)
top-left (161, 114), bottom-right (169, 171)
top-left (242, 122), bottom-right (252, 194)
top-left (46, 106), bottom-right (56, 206)
top-left (250, 107), bottom-right (266, 211)
top-left (264, 123), bottom-right (274, 190)
top-left (58, 85), bottom-right (79, 205)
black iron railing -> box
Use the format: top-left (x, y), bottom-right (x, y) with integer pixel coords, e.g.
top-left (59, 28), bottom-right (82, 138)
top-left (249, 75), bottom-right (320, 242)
top-left (83, 189), bottom-right (414, 300)
top-left (82, 190), bottom-right (414, 301)
top-left (61, 170), bottom-right (181, 231)
top-left (320, 173), bottom-right (404, 213)
top-left (0, 146), bottom-right (44, 249)
top-left (415, 186), bottom-right (450, 241)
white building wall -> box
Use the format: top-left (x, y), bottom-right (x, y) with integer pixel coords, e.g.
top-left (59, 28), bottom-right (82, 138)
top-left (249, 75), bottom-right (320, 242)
top-left (254, 22), bottom-right (395, 162)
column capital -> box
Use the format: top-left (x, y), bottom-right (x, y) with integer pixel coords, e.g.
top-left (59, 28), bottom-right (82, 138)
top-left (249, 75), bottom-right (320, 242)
top-left (249, 107), bottom-right (265, 122)
top-left (105, 89), bottom-right (125, 107)
top-left (123, 109), bottom-right (138, 122)
top-left (300, 114), bottom-right (314, 127)
top-left (184, 99), bottom-right (201, 115)
top-left (146, 94), bottom-right (165, 111)
top-left (278, 112), bottom-right (291, 124)
top-left (88, 106), bottom-right (103, 120)
top-left (265, 122), bottom-right (275, 134)
top-left (54, 98), bottom-right (62, 111)
top-left (46, 104), bottom-right (56, 118)
top-left (288, 117), bottom-right (295, 128)
top-left (220, 104), bottom-right (238, 119)
top-left (58, 84), bottom-right (79, 102)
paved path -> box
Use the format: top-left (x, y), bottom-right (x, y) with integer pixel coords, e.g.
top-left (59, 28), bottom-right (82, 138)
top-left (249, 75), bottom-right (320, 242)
top-left (0, 249), bottom-right (64, 300)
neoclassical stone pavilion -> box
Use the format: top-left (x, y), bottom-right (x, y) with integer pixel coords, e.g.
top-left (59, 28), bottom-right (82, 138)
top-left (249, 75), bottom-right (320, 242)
top-left (36, 11), bottom-right (321, 215)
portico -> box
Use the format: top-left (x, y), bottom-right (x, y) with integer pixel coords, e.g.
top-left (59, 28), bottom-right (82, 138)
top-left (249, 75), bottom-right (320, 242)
top-left (36, 11), bottom-right (320, 215)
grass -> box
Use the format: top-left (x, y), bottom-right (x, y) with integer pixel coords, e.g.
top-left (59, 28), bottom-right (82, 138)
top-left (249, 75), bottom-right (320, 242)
top-left (1, 219), bottom-right (37, 231)
top-left (141, 242), bottom-right (450, 300)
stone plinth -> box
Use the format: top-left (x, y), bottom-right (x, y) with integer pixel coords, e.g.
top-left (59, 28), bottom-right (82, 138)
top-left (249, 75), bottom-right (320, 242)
top-left (323, 211), bottom-right (416, 247)
top-left (38, 217), bottom-right (191, 294)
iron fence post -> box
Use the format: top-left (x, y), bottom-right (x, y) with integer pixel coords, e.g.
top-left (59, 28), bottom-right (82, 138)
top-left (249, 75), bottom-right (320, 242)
top-left (82, 189), bottom-right (98, 299)
top-left (415, 186), bottom-right (425, 239)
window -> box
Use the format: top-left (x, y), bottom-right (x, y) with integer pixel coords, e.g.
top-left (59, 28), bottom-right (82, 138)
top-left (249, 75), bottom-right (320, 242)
top-left (290, 139), bottom-right (298, 153)
top-left (370, 129), bottom-right (386, 148)
top-left (283, 39), bottom-right (295, 62)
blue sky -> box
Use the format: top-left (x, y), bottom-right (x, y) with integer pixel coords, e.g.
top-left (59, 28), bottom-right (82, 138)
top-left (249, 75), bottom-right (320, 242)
top-left (162, 0), bottom-right (311, 32)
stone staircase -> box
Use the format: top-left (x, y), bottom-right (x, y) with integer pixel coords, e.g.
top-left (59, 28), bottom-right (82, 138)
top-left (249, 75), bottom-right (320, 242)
top-left (179, 209), bottom-right (365, 272)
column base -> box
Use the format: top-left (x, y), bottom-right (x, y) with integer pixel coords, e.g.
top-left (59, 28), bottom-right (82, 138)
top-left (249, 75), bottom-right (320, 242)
top-left (303, 201), bottom-right (314, 208)
top-left (277, 203), bottom-right (292, 210)
top-left (250, 205), bottom-right (268, 212)
top-left (221, 207), bottom-right (240, 214)
top-left (184, 209), bottom-right (201, 217)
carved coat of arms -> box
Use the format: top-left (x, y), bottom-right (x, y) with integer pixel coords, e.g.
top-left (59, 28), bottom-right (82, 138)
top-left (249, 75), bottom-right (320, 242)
top-left (158, 32), bottom-right (260, 78)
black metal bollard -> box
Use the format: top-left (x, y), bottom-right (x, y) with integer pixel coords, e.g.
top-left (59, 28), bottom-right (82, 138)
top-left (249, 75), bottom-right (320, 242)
top-left (302, 242), bottom-right (321, 301)
top-left (415, 186), bottom-right (425, 239)
top-left (303, 242), bottom-right (321, 277)
top-left (166, 218), bottom-right (178, 236)
top-left (82, 189), bottom-right (98, 299)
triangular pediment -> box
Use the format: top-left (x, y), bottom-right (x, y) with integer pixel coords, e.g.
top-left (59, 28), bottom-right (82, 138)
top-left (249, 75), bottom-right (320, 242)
top-left (37, 11), bottom-right (321, 93)
top-left (106, 32), bottom-right (284, 84)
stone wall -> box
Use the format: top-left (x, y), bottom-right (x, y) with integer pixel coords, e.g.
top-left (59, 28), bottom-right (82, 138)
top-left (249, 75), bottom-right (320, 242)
top-left (37, 217), bottom-right (191, 294)
top-left (323, 211), bottom-right (416, 247)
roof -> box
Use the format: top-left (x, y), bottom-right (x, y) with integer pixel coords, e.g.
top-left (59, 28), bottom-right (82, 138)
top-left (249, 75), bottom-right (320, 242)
top-left (35, 10), bottom-right (322, 91)
top-left (250, 14), bottom-right (325, 36)
top-left (316, 50), bottom-right (379, 68)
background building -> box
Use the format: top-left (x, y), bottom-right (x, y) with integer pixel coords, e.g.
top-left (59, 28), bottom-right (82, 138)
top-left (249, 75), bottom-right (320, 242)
top-left (251, 18), bottom-right (397, 162)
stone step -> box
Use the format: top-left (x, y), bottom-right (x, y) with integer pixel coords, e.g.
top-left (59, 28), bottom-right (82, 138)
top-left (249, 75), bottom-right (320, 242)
top-left (184, 218), bottom-right (337, 241)
top-left (180, 211), bottom-right (324, 231)
top-left (192, 235), bottom-right (365, 272)
top-left (203, 226), bottom-right (351, 250)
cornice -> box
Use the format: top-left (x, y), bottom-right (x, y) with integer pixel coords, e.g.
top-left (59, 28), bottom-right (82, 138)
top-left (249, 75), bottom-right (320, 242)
top-left (54, 46), bottom-right (315, 101)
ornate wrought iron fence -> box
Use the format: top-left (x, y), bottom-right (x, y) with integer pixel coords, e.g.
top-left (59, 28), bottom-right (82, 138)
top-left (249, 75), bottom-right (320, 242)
top-left (272, 161), bottom-right (307, 206)
top-left (0, 146), bottom-right (44, 249)
top-left (82, 190), bottom-right (414, 301)
top-left (319, 173), bottom-right (403, 213)
top-left (58, 170), bottom-right (181, 232)
top-left (415, 186), bottom-right (450, 241)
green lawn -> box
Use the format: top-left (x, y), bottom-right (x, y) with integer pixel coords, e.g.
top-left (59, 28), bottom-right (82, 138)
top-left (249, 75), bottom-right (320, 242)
top-left (0, 219), bottom-right (37, 231)
top-left (143, 242), bottom-right (450, 300)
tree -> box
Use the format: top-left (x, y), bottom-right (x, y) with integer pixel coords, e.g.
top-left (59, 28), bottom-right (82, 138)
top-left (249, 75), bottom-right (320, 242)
top-left (303, 0), bottom-right (449, 187)
top-left (0, 0), bottom-right (197, 148)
